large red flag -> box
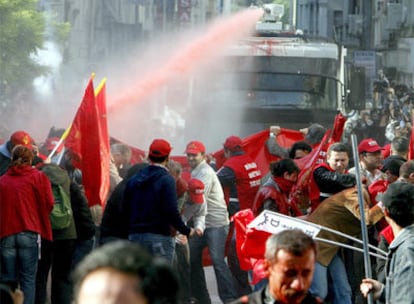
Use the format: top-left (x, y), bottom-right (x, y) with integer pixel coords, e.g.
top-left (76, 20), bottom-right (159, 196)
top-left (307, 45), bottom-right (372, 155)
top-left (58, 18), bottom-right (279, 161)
top-left (95, 80), bottom-right (110, 207)
top-left (213, 129), bottom-right (304, 175)
top-left (65, 77), bottom-right (110, 207)
top-left (409, 111), bottom-right (414, 160)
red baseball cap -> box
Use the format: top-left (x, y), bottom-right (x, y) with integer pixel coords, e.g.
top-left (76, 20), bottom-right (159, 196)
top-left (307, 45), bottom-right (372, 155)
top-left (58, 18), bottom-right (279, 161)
top-left (10, 131), bottom-right (34, 149)
top-left (188, 178), bottom-right (205, 204)
top-left (223, 135), bottom-right (243, 151)
top-left (358, 138), bottom-right (382, 154)
top-left (185, 141), bottom-right (206, 154)
top-left (149, 139), bottom-right (172, 157)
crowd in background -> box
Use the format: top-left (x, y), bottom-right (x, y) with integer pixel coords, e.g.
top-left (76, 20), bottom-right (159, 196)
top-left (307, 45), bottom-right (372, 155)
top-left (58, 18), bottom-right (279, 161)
top-left (344, 74), bottom-right (414, 147)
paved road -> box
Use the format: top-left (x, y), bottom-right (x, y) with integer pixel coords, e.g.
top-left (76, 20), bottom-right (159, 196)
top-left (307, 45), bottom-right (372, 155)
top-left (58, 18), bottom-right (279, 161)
top-left (205, 266), bottom-right (222, 304)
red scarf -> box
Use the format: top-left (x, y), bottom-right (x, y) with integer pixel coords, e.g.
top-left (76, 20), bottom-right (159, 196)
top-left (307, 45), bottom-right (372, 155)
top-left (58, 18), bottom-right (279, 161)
top-left (273, 176), bottom-right (295, 194)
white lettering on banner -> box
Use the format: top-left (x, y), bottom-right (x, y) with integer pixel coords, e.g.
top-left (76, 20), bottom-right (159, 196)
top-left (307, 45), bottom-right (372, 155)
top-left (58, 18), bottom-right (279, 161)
top-left (244, 162), bottom-right (258, 170)
top-left (248, 170), bottom-right (261, 178)
top-left (247, 210), bottom-right (321, 238)
top-left (250, 180), bottom-right (261, 187)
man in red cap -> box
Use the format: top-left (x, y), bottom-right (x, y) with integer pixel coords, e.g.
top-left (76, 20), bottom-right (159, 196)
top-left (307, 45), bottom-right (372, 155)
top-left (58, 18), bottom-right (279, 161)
top-left (348, 138), bottom-right (385, 187)
top-left (185, 140), bottom-right (238, 303)
top-left (217, 135), bottom-right (262, 296)
top-left (122, 139), bottom-right (194, 265)
top-left (0, 130), bottom-right (34, 176)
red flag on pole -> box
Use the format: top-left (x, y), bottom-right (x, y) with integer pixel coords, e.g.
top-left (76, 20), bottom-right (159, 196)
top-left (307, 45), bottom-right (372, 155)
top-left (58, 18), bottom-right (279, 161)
top-left (213, 129), bottom-right (304, 175)
top-left (65, 77), bottom-right (110, 207)
top-left (409, 111), bottom-right (414, 160)
top-left (95, 79), bottom-right (110, 207)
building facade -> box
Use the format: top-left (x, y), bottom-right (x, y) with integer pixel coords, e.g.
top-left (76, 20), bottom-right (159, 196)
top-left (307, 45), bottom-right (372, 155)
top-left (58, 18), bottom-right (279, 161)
top-left (297, 0), bottom-right (413, 88)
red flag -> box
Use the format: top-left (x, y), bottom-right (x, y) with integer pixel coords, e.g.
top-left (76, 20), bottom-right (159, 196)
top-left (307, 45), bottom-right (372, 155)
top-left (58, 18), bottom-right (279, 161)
top-left (290, 113), bottom-right (347, 212)
top-left (289, 130), bottom-right (331, 212)
top-left (213, 129), bottom-right (304, 175)
top-left (233, 209), bottom-right (270, 284)
top-left (95, 80), bottom-right (110, 207)
top-left (65, 77), bottom-right (110, 207)
top-left (409, 111), bottom-right (414, 159)
top-left (328, 112), bottom-right (347, 145)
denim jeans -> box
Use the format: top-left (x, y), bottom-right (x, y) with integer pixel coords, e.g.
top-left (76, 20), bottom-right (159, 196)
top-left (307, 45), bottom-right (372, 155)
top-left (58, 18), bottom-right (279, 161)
top-left (189, 225), bottom-right (238, 304)
top-left (129, 233), bottom-right (175, 264)
top-left (72, 237), bottom-right (95, 268)
top-left (0, 232), bottom-right (39, 304)
top-left (309, 253), bottom-right (352, 304)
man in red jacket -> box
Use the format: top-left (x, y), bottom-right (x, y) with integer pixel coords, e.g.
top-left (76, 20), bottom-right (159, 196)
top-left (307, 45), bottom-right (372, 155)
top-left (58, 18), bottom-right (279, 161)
top-left (217, 135), bottom-right (262, 296)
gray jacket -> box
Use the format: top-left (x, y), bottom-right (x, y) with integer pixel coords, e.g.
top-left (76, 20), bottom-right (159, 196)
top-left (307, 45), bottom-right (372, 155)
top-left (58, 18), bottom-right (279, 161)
top-left (191, 160), bottom-right (229, 228)
top-left (384, 224), bottom-right (414, 304)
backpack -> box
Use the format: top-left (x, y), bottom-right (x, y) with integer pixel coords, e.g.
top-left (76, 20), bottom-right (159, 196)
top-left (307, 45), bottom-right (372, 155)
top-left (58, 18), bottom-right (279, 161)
top-left (50, 183), bottom-right (72, 230)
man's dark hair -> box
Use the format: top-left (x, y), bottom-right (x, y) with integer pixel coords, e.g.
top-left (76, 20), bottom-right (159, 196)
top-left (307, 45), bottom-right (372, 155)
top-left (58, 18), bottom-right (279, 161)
top-left (305, 123), bottom-right (326, 145)
top-left (148, 154), bottom-right (169, 164)
top-left (399, 160), bottom-right (414, 178)
top-left (269, 158), bottom-right (299, 177)
top-left (73, 241), bottom-right (180, 304)
top-left (391, 136), bottom-right (409, 154)
top-left (289, 141), bottom-right (312, 159)
top-left (327, 142), bottom-right (350, 157)
top-left (383, 183), bottom-right (414, 228)
top-left (265, 229), bottom-right (317, 262)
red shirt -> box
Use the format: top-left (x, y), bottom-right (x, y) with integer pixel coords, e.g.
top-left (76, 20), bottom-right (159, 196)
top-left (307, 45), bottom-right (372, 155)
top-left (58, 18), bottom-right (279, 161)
top-left (0, 166), bottom-right (54, 240)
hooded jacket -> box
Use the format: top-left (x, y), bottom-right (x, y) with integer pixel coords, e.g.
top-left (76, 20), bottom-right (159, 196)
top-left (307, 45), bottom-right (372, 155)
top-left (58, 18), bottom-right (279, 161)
top-left (0, 165), bottom-right (54, 240)
top-left (123, 165), bottom-right (191, 237)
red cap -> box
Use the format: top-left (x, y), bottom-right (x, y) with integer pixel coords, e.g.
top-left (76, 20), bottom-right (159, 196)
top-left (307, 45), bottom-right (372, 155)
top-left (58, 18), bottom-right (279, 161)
top-left (185, 141), bottom-right (206, 154)
top-left (10, 131), bottom-right (34, 149)
top-left (188, 178), bottom-right (205, 204)
top-left (45, 137), bottom-right (63, 153)
top-left (149, 139), bottom-right (172, 157)
top-left (358, 138), bottom-right (382, 154)
top-left (223, 135), bottom-right (243, 151)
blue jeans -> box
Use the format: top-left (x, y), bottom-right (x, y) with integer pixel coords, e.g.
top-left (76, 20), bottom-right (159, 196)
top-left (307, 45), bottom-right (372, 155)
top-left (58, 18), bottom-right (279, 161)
top-left (72, 237), bottom-right (95, 268)
top-left (129, 233), bottom-right (175, 264)
top-left (309, 254), bottom-right (352, 304)
top-left (0, 232), bottom-right (39, 304)
top-left (189, 225), bottom-right (238, 304)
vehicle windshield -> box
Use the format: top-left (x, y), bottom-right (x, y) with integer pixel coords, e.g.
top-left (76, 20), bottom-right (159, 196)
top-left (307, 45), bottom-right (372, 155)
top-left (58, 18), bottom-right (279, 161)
top-left (194, 71), bottom-right (338, 110)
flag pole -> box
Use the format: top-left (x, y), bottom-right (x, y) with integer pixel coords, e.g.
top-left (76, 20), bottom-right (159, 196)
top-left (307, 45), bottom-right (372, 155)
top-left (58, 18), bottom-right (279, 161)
top-left (252, 210), bottom-right (387, 257)
top-left (47, 125), bottom-right (71, 160)
top-left (95, 77), bottom-right (107, 96)
top-left (351, 133), bottom-right (374, 304)
top-left (313, 237), bottom-right (385, 260)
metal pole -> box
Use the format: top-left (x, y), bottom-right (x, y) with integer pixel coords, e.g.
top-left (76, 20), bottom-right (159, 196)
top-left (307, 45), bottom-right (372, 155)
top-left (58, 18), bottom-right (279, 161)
top-left (259, 210), bottom-right (387, 257)
top-left (351, 133), bottom-right (373, 304)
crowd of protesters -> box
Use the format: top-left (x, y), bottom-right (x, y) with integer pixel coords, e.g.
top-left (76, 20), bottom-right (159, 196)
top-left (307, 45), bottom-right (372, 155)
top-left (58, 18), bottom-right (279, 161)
top-left (1, 84), bottom-right (414, 304)
top-left (344, 77), bottom-right (414, 147)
